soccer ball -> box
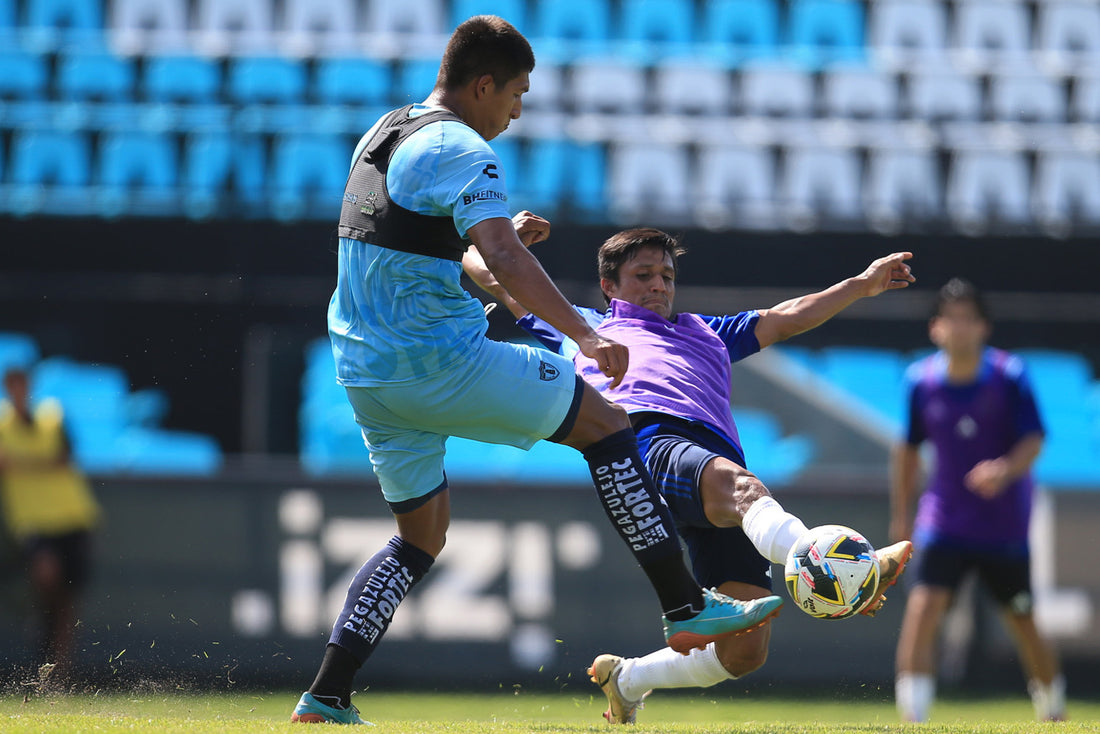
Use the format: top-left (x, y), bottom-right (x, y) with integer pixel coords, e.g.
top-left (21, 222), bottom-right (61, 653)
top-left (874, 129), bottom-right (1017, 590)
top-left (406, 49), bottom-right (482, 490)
top-left (784, 525), bottom-right (880, 620)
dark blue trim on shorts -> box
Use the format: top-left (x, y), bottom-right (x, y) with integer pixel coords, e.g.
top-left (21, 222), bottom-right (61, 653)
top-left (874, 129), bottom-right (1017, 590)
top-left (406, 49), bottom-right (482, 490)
top-left (387, 478), bottom-right (448, 514)
top-left (547, 374), bottom-right (585, 443)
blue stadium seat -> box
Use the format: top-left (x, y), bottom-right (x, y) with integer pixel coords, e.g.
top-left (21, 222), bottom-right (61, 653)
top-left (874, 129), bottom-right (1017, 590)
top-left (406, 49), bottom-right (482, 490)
top-left (10, 129), bottom-right (91, 186)
top-left (114, 428), bottom-right (222, 475)
top-left (488, 138), bottom-right (520, 186)
top-left (518, 139), bottom-right (607, 219)
top-left (532, 0), bottom-right (611, 59)
top-left (0, 50), bottom-right (48, 100)
top-left (227, 56), bottom-right (307, 105)
top-left (393, 57), bottom-right (441, 104)
top-left (1017, 349), bottom-right (1094, 413)
top-left (98, 131), bottom-right (178, 189)
top-left (23, 0), bottom-right (103, 48)
top-left (734, 407), bottom-right (815, 485)
top-left (271, 134), bottom-right (349, 220)
top-left (818, 346), bottom-right (907, 426)
top-left (619, 0), bottom-right (695, 60)
top-left (700, 0), bottom-right (780, 65)
top-left (143, 55), bottom-right (222, 104)
top-left (56, 52), bottom-right (135, 102)
top-left (451, 0), bottom-right (526, 34)
top-left (0, 332), bottom-right (40, 373)
top-left (314, 57), bottom-right (391, 106)
top-left (788, 0), bottom-right (865, 67)
top-left (125, 387), bottom-right (170, 427)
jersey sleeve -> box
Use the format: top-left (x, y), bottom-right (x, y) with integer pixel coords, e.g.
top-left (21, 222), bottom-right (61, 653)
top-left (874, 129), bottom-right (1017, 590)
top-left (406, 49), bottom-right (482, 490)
top-left (1006, 357), bottom-right (1045, 439)
top-left (387, 120), bottom-right (512, 238)
top-left (699, 310), bottom-right (762, 363)
top-left (516, 306), bottom-right (606, 360)
top-left (902, 362), bottom-right (925, 445)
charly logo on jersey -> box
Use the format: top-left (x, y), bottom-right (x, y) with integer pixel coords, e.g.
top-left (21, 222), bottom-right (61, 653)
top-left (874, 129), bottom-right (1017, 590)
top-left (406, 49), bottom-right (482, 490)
top-left (539, 361), bottom-right (559, 381)
top-left (482, 163), bottom-right (499, 179)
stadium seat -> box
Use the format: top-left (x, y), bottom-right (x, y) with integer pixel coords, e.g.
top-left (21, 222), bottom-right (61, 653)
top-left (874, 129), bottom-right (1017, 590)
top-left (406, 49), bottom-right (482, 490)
top-left (1070, 70), bottom-right (1100, 122)
top-left (109, 0), bottom-right (188, 54)
top-left (867, 0), bottom-right (947, 68)
top-left (694, 142), bottom-right (777, 229)
top-left (733, 407), bottom-right (815, 485)
top-left (361, 0), bottom-right (447, 58)
top-left (520, 60), bottom-right (563, 110)
top-left (779, 144), bottom-right (863, 227)
top-left (905, 65), bottom-right (982, 121)
top-left (787, 0), bottom-right (865, 67)
top-left (115, 427), bottom-right (222, 475)
top-left (653, 58), bottom-right (734, 115)
top-left (23, 0), bottom-right (102, 47)
top-left (271, 134), bottom-right (349, 220)
top-left (451, 0), bottom-right (526, 35)
top-left (700, 0), bottom-right (779, 65)
top-left (989, 71), bottom-right (1067, 123)
top-left (1033, 148), bottom-right (1100, 231)
top-left (1017, 349), bottom-right (1094, 414)
top-left (864, 145), bottom-right (941, 231)
top-left (194, 0), bottom-right (274, 55)
top-left (953, 0), bottom-right (1031, 69)
top-left (56, 52), bottom-right (135, 102)
top-left (10, 130), bottom-right (91, 186)
top-left (738, 61), bottom-right (815, 117)
top-left (314, 57), bottom-right (391, 107)
top-left (532, 0), bottom-right (611, 59)
top-left (279, 0), bottom-right (357, 55)
top-left (0, 49), bottom-right (48, 100)
top-left (619, 0), bottom-right (695, 61)
top-left (1036, 1), bottom-right (1100, 72)
top-left (0, 332), bottom-right (40, 373)
top-left (182, 132), bottom-right (266, 215)
top-left (228, 57), bottom-right (307, 105)
top-left (607, 142), bottom-right (691, 224)
top-left (143, 55), bottom-right (222, 104)
top-left (567, 58), bottom-right (647, 114)
top-left (98, 131), bottom-right (178, 189)
top-left (946, 149), bottom-right (1031, 233)
top-left (393, 57), bottom-right (443, 104)
top-left (517, 138), bottom-right (607, 217)
top-left (822, 63), bottom-right (899, 118)
top-left (818, 347), bottom-right (907, 426)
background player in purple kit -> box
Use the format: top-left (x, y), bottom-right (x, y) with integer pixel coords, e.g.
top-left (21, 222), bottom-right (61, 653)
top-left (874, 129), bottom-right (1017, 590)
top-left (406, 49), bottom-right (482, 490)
top-left (890, 278), bottom-right (1066, 723)
top-left (466, 227), bottom-right (915, 724)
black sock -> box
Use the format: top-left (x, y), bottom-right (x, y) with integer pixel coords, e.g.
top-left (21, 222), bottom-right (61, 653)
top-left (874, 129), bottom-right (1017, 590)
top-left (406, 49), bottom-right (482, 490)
top-left (308, 644), bottom-right (360, 709)
top-left (582, 428), bottom-right (703, 616)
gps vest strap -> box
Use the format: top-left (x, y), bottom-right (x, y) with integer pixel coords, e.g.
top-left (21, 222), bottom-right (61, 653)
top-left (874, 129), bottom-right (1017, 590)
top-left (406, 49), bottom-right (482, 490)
top-left (338, 105), bottom-right (471, 262)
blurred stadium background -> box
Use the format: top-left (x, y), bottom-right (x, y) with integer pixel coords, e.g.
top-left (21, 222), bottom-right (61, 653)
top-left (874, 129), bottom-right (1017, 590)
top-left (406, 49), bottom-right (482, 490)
top-left (0, 0), bottom-right (1098, 698)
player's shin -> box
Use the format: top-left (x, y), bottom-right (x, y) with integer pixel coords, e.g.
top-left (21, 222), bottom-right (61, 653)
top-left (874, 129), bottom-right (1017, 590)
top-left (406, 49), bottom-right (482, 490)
top-left (311, 535), bottom-right (434, 707)
top-left (582, 429), bottom-right (702, 618)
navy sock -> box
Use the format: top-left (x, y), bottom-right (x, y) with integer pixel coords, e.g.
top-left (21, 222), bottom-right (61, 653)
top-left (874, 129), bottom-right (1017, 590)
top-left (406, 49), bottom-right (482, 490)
top-left (582, 429), bottom-right (702, 617)
top-left (322, 535), bottom-right (434, 685)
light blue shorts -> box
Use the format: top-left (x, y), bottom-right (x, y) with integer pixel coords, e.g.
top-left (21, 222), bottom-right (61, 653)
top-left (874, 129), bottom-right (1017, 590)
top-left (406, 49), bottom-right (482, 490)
top-left (343, 338), bottom-right (581, 511)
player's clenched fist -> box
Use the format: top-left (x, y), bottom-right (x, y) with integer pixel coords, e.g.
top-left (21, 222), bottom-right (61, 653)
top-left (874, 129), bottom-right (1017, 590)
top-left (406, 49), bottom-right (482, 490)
top-left (577, 333), bottom-right (629, 389)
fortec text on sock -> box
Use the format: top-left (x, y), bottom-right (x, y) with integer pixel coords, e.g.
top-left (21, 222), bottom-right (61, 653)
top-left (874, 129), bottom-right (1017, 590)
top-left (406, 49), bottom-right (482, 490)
top-left (595, 459), bottom-right (671, 551)
top-left (342, 556), bottom-right (415, 644)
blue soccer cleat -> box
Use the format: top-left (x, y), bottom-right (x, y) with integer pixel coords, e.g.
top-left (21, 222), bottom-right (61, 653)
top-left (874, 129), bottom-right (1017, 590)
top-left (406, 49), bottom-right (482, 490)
top-left (290, 692), bottom-right (373, 725)
top-left (663, 588), bottom-right (783, 654)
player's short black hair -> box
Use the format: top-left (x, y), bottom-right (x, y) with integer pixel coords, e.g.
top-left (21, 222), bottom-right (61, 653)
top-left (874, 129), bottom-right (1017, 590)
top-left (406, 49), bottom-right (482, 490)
top-left (436, 15), bottom-right (534, 91)
top-left (934, 277), bottom-right (990, 321)
top-left (597, 228), bottom-right (687, 303)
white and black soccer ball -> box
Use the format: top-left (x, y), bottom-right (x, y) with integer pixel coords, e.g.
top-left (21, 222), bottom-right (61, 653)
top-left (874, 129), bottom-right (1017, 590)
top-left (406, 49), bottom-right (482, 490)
top-left (784, 524), bottom-right (880, 620)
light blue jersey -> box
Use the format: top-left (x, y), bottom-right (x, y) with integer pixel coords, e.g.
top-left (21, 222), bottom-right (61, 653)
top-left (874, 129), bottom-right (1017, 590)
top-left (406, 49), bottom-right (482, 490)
top-left (328, 106), bottom-right (512, 386)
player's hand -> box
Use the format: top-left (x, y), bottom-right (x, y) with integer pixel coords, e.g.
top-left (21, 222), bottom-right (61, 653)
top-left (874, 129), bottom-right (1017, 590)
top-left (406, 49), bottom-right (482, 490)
top-left (512, 211), bottom-right (550, 247)
top-left (965, 458), bottom-right (1011, 499)
top-left (577, 333), bottom-right (629, 389)
top-left (858, 252), bottom-right (915, 296)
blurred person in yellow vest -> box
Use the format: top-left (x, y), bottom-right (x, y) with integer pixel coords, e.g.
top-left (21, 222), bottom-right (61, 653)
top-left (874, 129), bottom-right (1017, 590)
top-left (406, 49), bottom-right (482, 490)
top-left (0, 367), bottom-right (100, 683)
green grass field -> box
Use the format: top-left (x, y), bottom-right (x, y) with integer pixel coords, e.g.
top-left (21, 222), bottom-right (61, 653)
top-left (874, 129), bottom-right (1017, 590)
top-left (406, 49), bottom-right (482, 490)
top-left (1, 689), bottom-right (1097, 733)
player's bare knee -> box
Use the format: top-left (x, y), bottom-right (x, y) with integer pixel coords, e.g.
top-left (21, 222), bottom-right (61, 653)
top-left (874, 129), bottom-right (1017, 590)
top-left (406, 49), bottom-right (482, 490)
top-left (562, 396), bottom-right (630, 449)
top-left (716, 636), bottom-right (768, 677)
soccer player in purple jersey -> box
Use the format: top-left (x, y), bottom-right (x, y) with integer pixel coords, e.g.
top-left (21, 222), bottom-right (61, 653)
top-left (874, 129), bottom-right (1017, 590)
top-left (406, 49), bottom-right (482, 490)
top-left (466, 228), bottom-right (916, 724)
top-left (891, 278), bottom-right (1066, 723)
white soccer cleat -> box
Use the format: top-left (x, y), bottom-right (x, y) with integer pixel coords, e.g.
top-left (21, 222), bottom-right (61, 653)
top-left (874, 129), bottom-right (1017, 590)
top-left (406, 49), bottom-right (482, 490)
top-left (587, 654), bottom-right (648, 724)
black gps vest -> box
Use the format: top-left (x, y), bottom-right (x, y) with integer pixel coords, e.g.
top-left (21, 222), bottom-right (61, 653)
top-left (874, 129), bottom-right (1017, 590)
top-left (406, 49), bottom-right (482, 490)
top-left (338, 105), bottom-right (471, 262)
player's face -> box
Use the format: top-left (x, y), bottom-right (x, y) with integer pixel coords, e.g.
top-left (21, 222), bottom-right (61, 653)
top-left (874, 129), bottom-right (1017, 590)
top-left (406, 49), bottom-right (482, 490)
top-left (474, 72), bottom-right (528, 141)
top-left (602, 246), bottom-right (676, 320)
top-left (929, 301), bottom-right (990, 357)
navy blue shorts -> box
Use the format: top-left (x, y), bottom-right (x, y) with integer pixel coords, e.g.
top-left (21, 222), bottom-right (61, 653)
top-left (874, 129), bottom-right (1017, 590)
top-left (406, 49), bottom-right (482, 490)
top-left (635, 414), bottom-right (771, 592)
top-left (912, 539), bottom-right (1033, 614)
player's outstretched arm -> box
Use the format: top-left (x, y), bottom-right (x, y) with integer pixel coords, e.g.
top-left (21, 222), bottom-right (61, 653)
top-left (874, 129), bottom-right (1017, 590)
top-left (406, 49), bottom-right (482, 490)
top-left (753, 252), bottom-right (915, 349)
top-left (467, 216), bottom-right (628, 387)
top-left (461, 212), bottom-right (543, 320)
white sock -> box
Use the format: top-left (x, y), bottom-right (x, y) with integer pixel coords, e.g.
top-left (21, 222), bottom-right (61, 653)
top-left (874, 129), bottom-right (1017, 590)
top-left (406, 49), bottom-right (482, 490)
top-left (895, 672), bottom-right (934, 722)
top-left (618, 644), bottom-right (733, 701)
top-left (740, 496), bottom-right (809, 565)
top-left (1028, 675), bottom-right (1066, 721)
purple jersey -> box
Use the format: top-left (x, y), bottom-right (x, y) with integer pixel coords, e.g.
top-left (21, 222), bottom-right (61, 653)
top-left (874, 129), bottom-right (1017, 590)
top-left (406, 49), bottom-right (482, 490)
top-left (905, 347), bottom-right (1044, 546)
top-left (519, 298), bottom-right (761, 451)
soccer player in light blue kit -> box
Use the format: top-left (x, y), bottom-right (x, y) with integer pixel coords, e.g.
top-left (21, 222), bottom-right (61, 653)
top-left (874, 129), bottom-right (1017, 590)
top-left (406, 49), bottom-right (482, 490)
top-left (290, 17), bottom-right (781, 725)
top-left (891, 278), bottom-right (1066, 722)
top-left (467, 228), bottom-right (916, 723)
